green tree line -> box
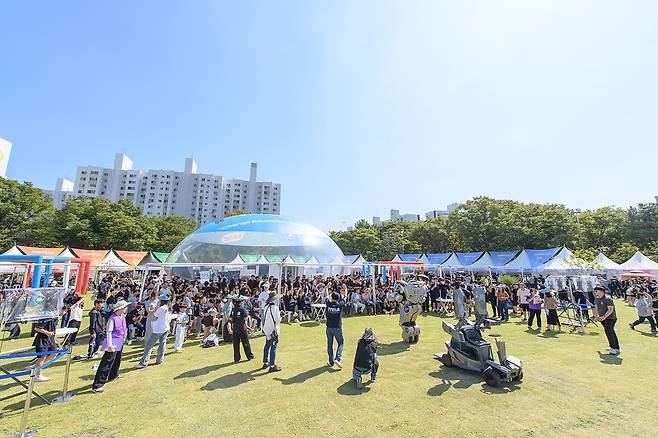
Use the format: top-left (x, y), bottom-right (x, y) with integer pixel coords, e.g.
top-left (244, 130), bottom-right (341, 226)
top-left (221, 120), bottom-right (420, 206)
top-left (0, 178), bottom-right (198, 252)
top-left (329, 196), bottom-right (658, 263)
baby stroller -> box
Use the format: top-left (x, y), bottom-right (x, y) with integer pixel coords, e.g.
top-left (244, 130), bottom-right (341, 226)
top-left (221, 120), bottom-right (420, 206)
top-left (435, 320), bottom-right (523, 387)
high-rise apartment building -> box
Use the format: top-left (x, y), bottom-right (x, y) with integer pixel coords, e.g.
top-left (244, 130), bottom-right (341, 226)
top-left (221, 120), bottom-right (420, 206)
top-left (47, 153), bottom-right (281, 224)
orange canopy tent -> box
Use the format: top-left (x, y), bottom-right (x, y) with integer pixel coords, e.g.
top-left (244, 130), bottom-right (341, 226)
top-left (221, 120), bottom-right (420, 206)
top-left (70, 248), bottom-right (110, 268)
top-left (115, 250), bottom-right (147, 268)
top-left (17, 245), bottom-right (64, 256)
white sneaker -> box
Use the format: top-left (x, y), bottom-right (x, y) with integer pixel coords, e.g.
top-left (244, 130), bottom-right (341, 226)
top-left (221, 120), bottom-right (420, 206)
top-left (334, 360), bottom-right (343, 369)
top-left (92, 364), bottom-right (99, 371)
top-left (34, 375), bottom-right (49, 382)
top-left (326, 361), bottom-right (334, 367)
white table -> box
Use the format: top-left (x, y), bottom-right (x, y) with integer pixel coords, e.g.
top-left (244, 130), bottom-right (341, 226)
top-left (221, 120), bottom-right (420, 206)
top-left (311, 303), bottom-right (326, 322)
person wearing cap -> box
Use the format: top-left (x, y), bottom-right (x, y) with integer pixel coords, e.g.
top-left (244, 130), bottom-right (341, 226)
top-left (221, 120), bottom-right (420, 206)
top-left (92, 299), bottom-right (129, 393)
top-left (136, 293), bottom-right (171, 368)
top-left (592, 286), bottom-right (620, 355)
top-left (261, 292), bottom-right (282, 372)
top-left (227, 295), bottom-right (254, 362)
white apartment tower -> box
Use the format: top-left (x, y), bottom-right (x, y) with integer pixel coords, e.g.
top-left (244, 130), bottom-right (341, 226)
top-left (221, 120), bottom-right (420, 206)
top-left (49, 153), bottom-right (281, 224)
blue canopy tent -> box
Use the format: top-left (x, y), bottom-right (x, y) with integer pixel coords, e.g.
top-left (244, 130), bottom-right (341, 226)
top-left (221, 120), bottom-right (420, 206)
top-left (500, 247), bottom-right (562, 273)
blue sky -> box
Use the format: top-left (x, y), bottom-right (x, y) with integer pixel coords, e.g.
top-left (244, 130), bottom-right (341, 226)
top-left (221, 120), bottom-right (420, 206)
top-left (1, 1), bottom-right (657, 231)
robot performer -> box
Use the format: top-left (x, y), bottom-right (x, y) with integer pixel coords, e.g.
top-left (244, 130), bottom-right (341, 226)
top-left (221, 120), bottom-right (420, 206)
top-left (393, 274), bottom-right (428, 343)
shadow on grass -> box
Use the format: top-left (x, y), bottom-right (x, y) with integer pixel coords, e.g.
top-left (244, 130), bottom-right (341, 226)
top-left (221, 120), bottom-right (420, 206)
top-left (480, 381), bottom-right (521, 395)
top-left (274, 365), bottom-right (338, 385)
top-left (174, 362), bottom-right (234, 380)
top-left (0, 389), bottom-right (61, 416)
top-left (378, 341), bottom-right (411, 356)
top-left (336, 379), bottom-right (372, 395)
top-left (300, 322), bottom-right (320, 328)
top-left (201, 369), bottom-right (268, 391)
top-left (427, 369), bottom-right (479, 396)
top-left (597, 352), bottom-right (623, 365)
top-left (538, 330), bottom-right (561, 338)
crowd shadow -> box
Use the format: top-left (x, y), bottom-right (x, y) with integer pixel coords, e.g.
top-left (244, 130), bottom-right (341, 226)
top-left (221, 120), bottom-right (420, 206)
top-left (336, 379), bottom-right (373, 396)
top-left (426, 369), bottom-right (479, 396)
top-left (274, 365), bottom-right (338, 385)
top-left (597, 351), bottom-right (623, 365)
top-left (378, 341), bottom-right (410, 356)
top-left (174, 362), bottom-right (233, 380)
top-left (201, 368), bottom-right (268, 391)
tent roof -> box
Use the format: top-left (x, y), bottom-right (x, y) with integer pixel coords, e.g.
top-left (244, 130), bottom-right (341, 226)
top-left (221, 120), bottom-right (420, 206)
top-left (441, 253), bottom-right (462, 268)
top-left (620, 251), bottom-right (658, 271)
top-left (17, 245), bottom-right (64, 256)
top-left (393, 254), bottom-right (421, 262)
top-left (489, 251), bottom-right (520, 266)
top-left (115, 250), bottom-right (148, 267)
top-left (455, 251), bottom-right (484, 267)
top-left (346, 254), bottom-right (368, 265)
top-left (98, 250), bottom-right (131, 271)
top-left (594, 252), bottom-right (622, 272)
top-left (2, 245), bottom-right (24, 256)
top-left (59, 247), bottom-right (76, 258)
top-left (70, 249), bottom-right (109, 267)
top-left (503, 247), bottom-right (563, 271)
top-left (424, 253), bottom-right (451, 265)
top-left (137, 251), bottom-right (161, 267)
top-left (153, 252), bottom-right (170, 263)
top-left (469, 252), bottom-right (495, 271)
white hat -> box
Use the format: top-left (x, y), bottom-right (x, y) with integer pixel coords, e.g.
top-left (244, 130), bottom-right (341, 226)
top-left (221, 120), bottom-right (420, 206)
top-left (113, 299), bottom-right (130, 312)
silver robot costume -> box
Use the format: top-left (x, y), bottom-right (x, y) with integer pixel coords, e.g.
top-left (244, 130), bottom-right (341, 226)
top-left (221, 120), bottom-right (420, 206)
top-left (393, 274), bottom-right (428, 343)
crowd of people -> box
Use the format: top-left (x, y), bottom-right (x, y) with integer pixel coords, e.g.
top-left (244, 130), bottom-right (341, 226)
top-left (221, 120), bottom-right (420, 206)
top-left (2, 268), bottom-right (656, 390)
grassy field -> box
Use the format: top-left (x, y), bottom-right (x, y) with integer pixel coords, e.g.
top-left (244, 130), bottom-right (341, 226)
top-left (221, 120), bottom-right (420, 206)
top-left (1, 302), bottom-right (657, 437)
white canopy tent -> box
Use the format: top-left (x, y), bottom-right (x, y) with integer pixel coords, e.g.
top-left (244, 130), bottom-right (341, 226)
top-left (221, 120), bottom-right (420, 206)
top-left (499, 250), bottom-right (533, 272)
top-left (97, 249), bottom-right (131, 272)
top-left (620, 251), bottom-right (658, 275)
top-left (594, 252), bottom-right (623, 274)
top-left (2, 245), bottom-right (24, 256)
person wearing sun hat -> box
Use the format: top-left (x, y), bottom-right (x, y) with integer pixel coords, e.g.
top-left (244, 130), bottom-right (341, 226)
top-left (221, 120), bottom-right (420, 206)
top-left (92, 299), bottom-right (129, 393)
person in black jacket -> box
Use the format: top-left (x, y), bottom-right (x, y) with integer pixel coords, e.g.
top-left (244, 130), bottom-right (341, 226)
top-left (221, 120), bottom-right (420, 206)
top-left (87, 299), bottom-right (106, 360)
top-left (352, 327), bottom-right (378, 389)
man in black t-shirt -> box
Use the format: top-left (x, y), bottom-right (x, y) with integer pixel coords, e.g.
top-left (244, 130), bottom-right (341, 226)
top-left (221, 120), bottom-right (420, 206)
top-left (228, 296), bottom-right (254, 362)
top-left (325, 292), bottom-right (345, 369)
top-left (593, 286), bottom-right (619, 355)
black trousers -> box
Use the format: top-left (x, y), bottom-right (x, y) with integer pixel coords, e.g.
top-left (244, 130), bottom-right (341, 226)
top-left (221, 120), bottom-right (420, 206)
top-left (67, 320), bottom-right (81, 344)
top-left (489, 299), bottom-right (498, 317)
top-left (631, 315), bottom-right (657, 331)
top-left (601, 318), bottom-right (619, 350)
top-left (93, 350), bottom-right (122, 389)
top-left (232, 332), bottom-right (254, 362)
top-left (528, 309), bottom-right (542, 328)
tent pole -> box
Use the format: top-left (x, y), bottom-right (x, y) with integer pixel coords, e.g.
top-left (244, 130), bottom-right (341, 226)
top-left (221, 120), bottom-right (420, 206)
top-left (277, 263), bottom-right (282, 295)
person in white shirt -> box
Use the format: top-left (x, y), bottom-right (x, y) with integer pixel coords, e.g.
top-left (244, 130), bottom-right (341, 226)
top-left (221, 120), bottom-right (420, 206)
top-left (257, 283), bottom-right (270, 320)
top-left (261, 292), bottom-right (282, 372)
top-left (516, 284), bottom-right (530, 320)
top-left (66, 294), bottom-right (84, 345)
top-left (174, 304), bottom-right (190, 352)
top-left (136, 294), bottom-right (171, 368)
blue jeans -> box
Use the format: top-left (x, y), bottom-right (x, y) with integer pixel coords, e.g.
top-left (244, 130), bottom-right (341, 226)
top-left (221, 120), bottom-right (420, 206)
top-left (263, 337), bottom-right (277, 366)
top-left (139, 331), bottom-right (168, 365)
top-left (353, 354), bottom-right (378, 381)
top-left (498, 302), bottom-right (509, 321)
top-left (326, 327), bottom-right (344, 365)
